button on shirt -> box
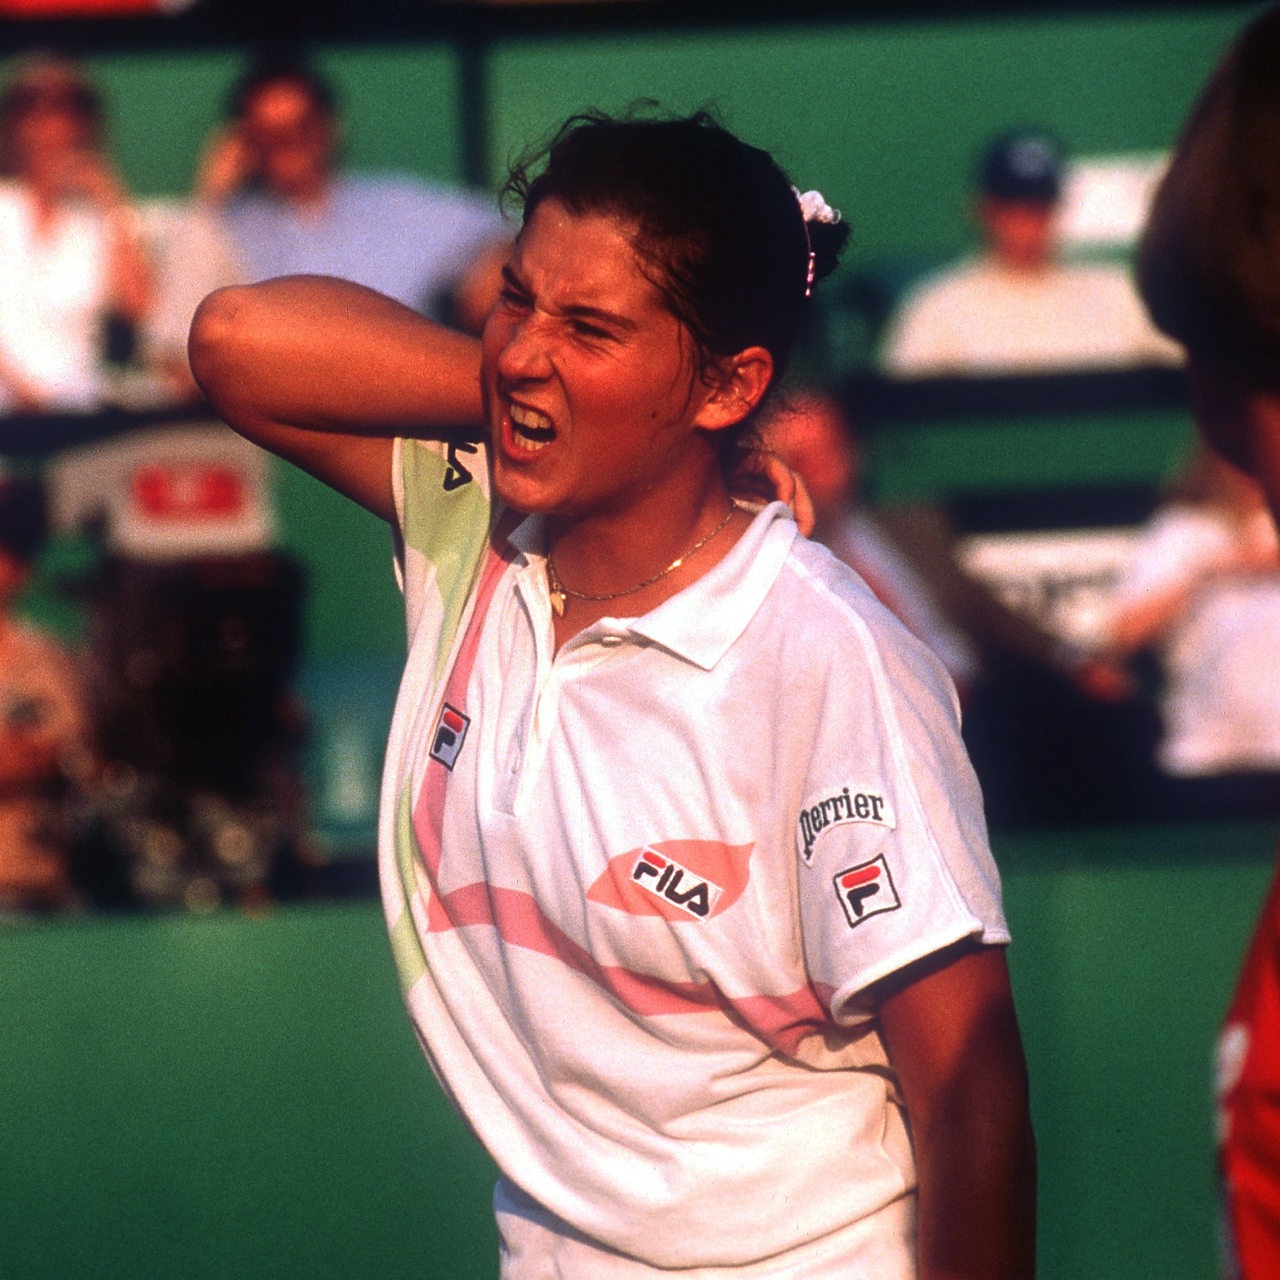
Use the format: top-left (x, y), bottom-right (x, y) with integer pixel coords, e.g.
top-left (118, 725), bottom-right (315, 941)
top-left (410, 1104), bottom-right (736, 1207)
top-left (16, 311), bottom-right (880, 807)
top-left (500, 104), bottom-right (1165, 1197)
top-left (382, 437), bottom-right (1009, 1272)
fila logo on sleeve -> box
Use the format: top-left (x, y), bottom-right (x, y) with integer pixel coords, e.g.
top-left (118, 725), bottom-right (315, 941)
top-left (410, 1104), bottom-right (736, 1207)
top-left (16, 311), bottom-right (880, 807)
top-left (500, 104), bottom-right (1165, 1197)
top-left (429, 704), bottom-right (470, 770)
top-left (834, 855), bottom-right (901, 928)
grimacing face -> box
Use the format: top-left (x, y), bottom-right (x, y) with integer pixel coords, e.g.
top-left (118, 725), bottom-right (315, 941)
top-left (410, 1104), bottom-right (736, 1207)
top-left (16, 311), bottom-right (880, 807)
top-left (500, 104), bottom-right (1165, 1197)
top-left (481, 197), bottom-right (726, 522)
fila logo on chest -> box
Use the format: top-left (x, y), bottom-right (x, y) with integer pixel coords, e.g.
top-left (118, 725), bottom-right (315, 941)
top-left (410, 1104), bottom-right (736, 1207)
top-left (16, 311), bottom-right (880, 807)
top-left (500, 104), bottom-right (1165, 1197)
top-left (630, 848), bottom-right (723, 918)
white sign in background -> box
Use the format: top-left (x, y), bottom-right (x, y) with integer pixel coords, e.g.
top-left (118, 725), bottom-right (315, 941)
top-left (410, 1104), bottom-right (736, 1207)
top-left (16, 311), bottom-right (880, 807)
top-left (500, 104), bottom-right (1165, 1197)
top-left (958, 527), bottom-right (1142, 647)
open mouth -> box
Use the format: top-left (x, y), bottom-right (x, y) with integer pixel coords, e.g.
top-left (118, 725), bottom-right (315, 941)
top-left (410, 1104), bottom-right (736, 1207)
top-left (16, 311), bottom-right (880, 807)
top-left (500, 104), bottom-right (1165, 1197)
top-left (510, 402), bottom-right (556, 452)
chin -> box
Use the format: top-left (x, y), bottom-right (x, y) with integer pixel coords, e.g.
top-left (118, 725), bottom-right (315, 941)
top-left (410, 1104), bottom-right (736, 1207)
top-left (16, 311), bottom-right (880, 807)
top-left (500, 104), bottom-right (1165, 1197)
top-left (491, 464), bottom-right (561, 516)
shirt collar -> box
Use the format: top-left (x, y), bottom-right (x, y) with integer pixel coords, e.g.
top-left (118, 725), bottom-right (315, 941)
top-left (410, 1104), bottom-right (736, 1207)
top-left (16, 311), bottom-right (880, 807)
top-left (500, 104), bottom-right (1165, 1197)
top-left (507, 502), bottom-right (798, 671)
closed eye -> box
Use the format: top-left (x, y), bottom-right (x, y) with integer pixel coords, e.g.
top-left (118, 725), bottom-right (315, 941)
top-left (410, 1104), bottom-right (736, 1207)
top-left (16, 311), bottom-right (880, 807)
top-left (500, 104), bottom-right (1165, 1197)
top-left (568, 317), bottom-right (616, 342)
top-left (497, 266), bottom-right (532, 311)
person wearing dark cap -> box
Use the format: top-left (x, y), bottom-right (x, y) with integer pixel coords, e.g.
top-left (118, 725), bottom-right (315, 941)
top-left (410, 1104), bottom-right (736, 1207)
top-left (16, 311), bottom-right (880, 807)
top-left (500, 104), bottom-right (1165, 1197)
top-left (1135, 8), bottom-right (1280, 1275)
top-left (880, 127), bottom-right (1180, 377)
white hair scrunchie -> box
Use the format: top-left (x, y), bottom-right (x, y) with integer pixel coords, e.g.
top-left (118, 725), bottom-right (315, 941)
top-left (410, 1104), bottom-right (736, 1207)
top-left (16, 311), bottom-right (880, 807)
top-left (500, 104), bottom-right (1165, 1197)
top-left (792, 187), bottom-right (842, 297)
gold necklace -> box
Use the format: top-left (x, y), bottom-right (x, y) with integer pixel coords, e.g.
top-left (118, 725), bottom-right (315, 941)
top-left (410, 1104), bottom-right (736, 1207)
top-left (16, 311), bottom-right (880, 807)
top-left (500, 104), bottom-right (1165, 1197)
top-left (546, 502), bottom-right (737, 618)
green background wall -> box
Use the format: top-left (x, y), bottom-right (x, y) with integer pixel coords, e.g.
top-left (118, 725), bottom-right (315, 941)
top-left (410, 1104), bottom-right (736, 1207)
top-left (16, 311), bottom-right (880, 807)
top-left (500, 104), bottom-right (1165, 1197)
top-left (4, 820), bottom-right (1273, 1279)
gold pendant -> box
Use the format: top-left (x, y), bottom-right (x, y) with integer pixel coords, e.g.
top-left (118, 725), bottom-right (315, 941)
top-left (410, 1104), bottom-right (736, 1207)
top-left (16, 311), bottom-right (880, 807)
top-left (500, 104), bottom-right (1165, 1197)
top-left (550, 590), bottom-right (566, 617)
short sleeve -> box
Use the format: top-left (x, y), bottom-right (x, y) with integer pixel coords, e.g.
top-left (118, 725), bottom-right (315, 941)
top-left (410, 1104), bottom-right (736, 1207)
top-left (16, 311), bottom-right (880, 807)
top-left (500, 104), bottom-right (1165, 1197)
top-left (792, 603), bottom-right (1008, 1023)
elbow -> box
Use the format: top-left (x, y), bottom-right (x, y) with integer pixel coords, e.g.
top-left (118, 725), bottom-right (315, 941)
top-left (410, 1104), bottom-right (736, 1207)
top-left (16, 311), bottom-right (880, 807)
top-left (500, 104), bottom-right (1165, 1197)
top-left (187, 285), bottom-right (252, 398)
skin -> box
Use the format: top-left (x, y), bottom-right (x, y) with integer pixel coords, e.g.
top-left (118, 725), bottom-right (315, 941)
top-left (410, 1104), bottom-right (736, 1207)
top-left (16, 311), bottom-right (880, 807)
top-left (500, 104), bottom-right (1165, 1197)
top-left (878, 940), bottom-right (1037, 1280)
top-left (761, 391), bottom-right (858, 540)
top-left (977, 196), bottom-right (1058, 273)
top-left (1187, 357), bottom-right (1280, 527)
top-left (191, 200), bottom-right (1035, 1277)
top-left (483, 198), bottom-right (771, 642)
top-left (198, 79), bottom-right (335, 210)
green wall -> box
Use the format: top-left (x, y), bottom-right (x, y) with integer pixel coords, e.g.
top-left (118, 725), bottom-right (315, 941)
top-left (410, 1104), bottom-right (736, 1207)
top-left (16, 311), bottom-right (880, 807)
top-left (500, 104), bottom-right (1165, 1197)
top-left (2, 820), bottom-right (1273, 1279)
top-left (484, 7), bottom-right (1250, 262)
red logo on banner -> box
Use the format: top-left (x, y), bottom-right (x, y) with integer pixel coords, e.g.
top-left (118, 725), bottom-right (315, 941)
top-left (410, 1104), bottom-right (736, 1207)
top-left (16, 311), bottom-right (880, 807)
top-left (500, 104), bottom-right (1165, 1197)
top-left (132, 463), bottom-right (247, 521)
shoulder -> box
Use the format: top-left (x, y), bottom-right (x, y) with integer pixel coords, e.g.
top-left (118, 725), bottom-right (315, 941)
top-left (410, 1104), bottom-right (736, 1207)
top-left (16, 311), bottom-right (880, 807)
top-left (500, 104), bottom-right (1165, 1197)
top-left (767, 533), bottom-right (961, 709)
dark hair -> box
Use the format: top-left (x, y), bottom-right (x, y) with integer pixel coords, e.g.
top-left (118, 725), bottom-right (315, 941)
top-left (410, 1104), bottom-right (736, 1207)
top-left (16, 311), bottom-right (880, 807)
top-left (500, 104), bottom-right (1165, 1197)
top-left (502, 107), bottom-right (849, 412)
top-left (226, 52), bottom-right (338, 123)
top-left (1136, 6), bottom-right (1280, 386)
top-left (0, 474), bottom-right (47, 564)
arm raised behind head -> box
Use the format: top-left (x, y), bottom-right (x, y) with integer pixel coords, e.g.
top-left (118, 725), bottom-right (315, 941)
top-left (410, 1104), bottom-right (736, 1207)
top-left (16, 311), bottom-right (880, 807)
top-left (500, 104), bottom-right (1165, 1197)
top-left (189, 275), bottom-right (486, 523)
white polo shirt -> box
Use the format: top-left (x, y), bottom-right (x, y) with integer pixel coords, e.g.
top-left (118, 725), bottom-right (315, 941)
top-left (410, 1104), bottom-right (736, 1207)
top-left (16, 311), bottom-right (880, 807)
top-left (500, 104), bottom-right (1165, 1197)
top-left (381, 437), bottom-right (1009, 1274)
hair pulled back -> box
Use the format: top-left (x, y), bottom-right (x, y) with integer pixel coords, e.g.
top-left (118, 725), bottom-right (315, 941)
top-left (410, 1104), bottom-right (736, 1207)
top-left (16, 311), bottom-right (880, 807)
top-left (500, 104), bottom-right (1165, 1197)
top-left (502, 107), bottom-right (849, 398)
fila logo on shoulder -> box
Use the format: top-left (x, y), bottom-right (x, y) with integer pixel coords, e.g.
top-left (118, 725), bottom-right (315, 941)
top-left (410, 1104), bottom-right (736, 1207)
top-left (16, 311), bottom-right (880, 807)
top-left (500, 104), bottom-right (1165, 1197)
top-left (429, 703), bottom-right (470, 770)
top-left (631, 848), bottom-right (723, 919)
top-left (834, 855), bottom-right (901, 929)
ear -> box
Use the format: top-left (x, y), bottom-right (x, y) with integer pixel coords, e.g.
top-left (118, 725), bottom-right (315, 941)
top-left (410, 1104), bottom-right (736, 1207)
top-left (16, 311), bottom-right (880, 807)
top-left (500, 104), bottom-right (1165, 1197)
top-left (692, 346), bottom-right (775, 434)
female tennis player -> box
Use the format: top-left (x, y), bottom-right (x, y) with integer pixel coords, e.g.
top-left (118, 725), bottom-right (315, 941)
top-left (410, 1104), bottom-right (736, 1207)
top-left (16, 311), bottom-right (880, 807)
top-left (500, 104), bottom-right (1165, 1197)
top-left (191, 107), bottom-right (1034, 1279)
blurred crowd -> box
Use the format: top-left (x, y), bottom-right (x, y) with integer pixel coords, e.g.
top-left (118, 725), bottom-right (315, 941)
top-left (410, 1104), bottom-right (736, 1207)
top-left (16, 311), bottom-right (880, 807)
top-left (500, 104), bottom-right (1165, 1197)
top-left (5, 46), bottom-right (1278, 920)
top-left (0, 48), bottom-right (508, 916)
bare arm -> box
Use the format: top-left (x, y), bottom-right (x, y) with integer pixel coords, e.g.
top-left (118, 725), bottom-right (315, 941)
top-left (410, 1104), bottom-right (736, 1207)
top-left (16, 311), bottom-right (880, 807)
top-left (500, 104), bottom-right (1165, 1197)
top-left (188, 276), bottom-right (485, 522)
top-left (877, 941), bottom-right (1037, 1279)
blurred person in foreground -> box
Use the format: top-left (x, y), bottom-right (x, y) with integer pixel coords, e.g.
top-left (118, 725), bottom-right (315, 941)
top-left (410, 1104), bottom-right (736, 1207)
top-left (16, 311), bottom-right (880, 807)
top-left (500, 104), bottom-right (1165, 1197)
top-left (1134, 5), bottom-right (1280, 1273)
top-left (0, 53), bottom-right (150, 413)
top-left (881, 127), bottom-right (1180, 378)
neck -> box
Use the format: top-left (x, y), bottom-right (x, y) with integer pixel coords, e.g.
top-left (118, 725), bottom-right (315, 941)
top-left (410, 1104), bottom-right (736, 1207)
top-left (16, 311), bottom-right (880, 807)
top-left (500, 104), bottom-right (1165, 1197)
top-left (282, 174), bottom-right (332, 214)
top-left (546, 474), bottom-right (734, 599)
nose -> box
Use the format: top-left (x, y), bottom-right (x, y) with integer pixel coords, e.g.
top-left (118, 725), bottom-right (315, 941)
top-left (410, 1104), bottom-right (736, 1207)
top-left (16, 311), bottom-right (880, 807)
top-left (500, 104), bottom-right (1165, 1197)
top-left (494, 312), bottom-right (553, 385)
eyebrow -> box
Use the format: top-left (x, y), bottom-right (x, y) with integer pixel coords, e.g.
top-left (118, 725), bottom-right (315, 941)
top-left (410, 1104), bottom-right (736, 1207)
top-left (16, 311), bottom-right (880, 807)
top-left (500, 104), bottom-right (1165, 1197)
top-left (500, 263), bottom-right (639, 334)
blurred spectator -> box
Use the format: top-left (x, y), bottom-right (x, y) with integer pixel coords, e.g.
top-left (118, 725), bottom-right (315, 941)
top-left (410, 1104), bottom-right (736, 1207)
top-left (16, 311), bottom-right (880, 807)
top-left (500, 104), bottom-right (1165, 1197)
top-left (138, 201), bottom-right (248, 406)
top-left (194, 51), bottom-right (508, 334)
top-left (0, 470), bottom-right (89, 913)
top-left (763, 387), bottom-right (1159, 828)
top-left (760, 387), bottom-right (1097, 689)
top-left (761, 389), bottom-right (981, 695)
top-left (879, 128), bottom-right (1180, 377)
top-left (1130, 10), bottom-right (1280, 1270)
top-left (0, 53), bottom-right (150, 413)
top-left (46, 420), bottom-right (312, 910)
top-left (1095, 445), bottom-right (1280, 819)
